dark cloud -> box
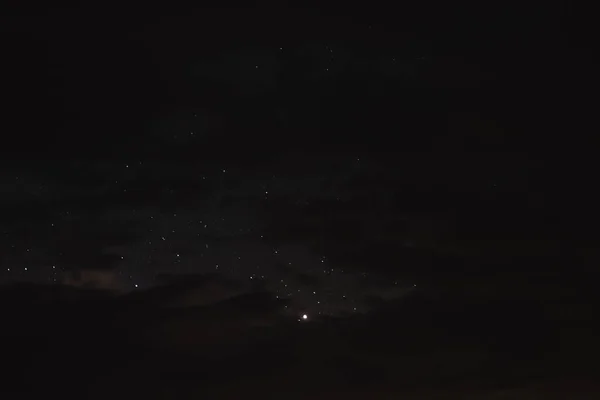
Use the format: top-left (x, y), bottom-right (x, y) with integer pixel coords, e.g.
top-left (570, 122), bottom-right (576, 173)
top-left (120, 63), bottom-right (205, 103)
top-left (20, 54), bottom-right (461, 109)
top-left (274, 261), bottom-right (293, 274)
top-left (295, 272), bottom-right (320, 287)
top-left (0, 275), bottom-right (598, 398)
top-left (136, 273), bottom-right (248, 308)
top-left (61, 268), bottom-right (126, 292)
top-left (362, 294), bottom-right (386, 308)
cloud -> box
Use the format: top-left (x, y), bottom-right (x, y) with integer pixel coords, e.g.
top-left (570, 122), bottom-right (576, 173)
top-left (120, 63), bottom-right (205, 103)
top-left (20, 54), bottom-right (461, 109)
top-left (295, 272), bottom-right (320, 287)
top-left (147, 273), bottom-right (248, 308)
top-left (61, 268), bottom-right (125, 292)
top-left (108, 274), bottom-right (290, 357)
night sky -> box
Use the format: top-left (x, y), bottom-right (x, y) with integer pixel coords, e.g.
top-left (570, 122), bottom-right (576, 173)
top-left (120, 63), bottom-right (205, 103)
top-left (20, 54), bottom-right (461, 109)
top-left (1, 4), bottom-right (598, 399)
